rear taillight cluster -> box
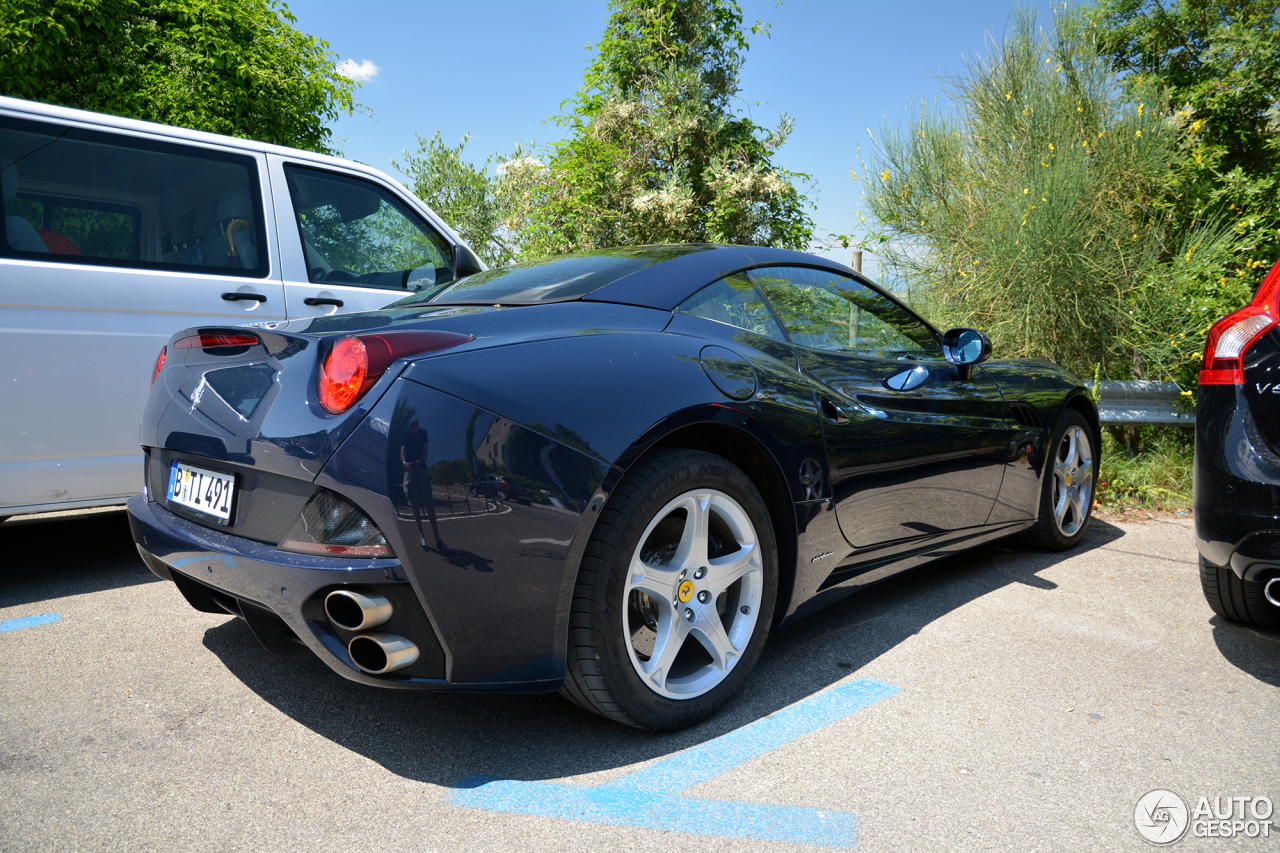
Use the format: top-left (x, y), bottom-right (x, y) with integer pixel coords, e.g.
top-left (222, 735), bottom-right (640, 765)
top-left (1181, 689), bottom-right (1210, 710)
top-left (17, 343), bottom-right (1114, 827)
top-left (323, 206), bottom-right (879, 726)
top-left (318, 330), bottom-right (474, 414)
top-left (278, 489), bottom-right (394, 558)
top-left (1201, 258), bottom-right (1280, 385)
top-left (151, 347), bottom-right (166, 386)
top-left (151, 332), bottom-right (260, 386)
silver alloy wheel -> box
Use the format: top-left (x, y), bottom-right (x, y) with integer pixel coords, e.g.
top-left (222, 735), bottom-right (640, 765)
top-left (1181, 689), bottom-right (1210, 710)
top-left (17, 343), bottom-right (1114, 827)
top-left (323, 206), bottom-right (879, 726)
top-left (1051, 424), bottom-right (1093, 537)
top-left (622, 488), bottom-right (763, 700)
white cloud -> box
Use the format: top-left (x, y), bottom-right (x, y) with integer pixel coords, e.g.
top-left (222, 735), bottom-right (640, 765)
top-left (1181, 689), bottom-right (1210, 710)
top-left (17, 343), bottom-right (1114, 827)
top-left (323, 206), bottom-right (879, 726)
top-left (336, 59), bottom-right (379, 82)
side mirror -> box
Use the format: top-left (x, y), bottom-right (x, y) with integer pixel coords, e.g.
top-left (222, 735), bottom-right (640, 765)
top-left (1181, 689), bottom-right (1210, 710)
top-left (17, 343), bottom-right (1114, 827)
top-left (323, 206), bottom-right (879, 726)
top-left (941, 327), bottom-right (992, 380)
top-left (452, 243), bottom-right (484, 280)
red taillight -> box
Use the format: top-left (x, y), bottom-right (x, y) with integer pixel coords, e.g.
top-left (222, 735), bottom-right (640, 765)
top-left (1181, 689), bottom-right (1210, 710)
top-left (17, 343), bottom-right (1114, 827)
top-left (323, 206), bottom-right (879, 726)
top-left (1200, 258), bottom-right (1280, 385)
top-left (318, 330), bottom-right (474, 415)
top-left (174, 333), bottom-right (260, 349)
top-left (151, 346), bottom-right (166, 386)
top-left (319, 336), bottom-right (368, 414)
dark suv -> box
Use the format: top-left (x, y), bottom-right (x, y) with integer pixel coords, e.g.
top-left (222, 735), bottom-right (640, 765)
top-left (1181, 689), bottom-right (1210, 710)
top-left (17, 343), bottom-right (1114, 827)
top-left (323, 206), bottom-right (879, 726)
top-left (1196, 260), bottom-right (1280, 628)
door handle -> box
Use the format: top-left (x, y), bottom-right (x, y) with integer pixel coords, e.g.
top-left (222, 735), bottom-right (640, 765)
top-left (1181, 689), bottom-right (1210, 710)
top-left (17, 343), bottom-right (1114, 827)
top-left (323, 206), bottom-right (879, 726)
top-left (821, 398), bottom-right (849, 425)
top-left (303, 297), bottom-right (344, 308)
top-left (221, 292), bottom-right (267, 303)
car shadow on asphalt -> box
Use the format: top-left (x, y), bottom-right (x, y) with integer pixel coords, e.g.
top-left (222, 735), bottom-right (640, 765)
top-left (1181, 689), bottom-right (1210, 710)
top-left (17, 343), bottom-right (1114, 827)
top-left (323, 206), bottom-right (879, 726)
top-left (0, 510), bottom-right (157, 608)
top-left (199, 519), bottom-right (1126, 788)
top-left (1209, 615), bottom-right (1280, 687)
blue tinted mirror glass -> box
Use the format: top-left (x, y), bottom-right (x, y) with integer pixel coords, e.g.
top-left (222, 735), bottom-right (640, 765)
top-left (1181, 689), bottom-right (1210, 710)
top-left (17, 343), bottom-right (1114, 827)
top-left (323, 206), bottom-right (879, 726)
top-left (957, 330), bottom-right (984, 363)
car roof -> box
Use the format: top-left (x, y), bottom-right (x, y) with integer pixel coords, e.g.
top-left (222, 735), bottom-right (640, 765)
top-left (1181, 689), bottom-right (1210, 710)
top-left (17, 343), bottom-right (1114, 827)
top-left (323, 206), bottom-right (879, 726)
top-left (582, 245), bottom-right (857, 311)
top-left (0, 94), bottom-right (408, 195)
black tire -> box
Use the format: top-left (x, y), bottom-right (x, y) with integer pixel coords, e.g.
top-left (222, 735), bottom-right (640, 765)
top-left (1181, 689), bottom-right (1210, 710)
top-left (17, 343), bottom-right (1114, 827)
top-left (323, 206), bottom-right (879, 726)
top-left (1021, 408), bottom-right (1096, 551)
top-left (560, 448), bottom-right (778, 730)
top-left (1200, 556), bottom-right (1280, 629)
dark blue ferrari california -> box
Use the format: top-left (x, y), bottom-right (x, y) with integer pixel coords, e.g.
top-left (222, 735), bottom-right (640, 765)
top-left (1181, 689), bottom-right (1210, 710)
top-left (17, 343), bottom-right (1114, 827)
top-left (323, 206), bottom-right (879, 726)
top-left (128, 244), bottom-right (1100, 729)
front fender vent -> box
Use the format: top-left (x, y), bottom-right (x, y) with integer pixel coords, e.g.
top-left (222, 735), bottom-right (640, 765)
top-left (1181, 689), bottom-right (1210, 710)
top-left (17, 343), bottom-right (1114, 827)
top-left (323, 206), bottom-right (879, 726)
top-left (1009, 402), bottom-right (1042, 430)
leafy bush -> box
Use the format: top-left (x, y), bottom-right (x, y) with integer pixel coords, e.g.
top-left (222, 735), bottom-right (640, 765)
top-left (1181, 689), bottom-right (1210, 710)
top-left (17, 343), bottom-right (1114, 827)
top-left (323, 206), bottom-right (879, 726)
top-left (860, 6), bottom-right (1251, 388)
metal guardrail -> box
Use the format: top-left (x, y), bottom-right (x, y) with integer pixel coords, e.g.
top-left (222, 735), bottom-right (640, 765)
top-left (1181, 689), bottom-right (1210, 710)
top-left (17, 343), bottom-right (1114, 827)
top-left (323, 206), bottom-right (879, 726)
top-left (1084, 380), bottom-right (1194, 427)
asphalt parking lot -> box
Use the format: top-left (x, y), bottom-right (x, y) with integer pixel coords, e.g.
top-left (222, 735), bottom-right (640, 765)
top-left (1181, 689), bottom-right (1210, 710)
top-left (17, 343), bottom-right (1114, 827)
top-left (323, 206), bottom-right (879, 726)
top-left (2, 508), bottom-right (1277, 852)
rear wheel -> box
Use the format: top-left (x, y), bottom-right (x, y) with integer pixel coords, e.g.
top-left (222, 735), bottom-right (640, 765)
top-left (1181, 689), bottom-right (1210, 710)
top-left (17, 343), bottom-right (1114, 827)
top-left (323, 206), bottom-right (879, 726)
top-left (1200, 556), bottom-right (1280, 628)
top-left (1021, 409), bottom-right (1095, 551)
top-left (561, 449), bottom-right (777, 730)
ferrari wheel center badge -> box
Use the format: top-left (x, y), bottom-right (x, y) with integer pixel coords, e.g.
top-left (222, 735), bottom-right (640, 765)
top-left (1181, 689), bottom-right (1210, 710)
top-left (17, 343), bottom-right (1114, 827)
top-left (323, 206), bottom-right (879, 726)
top-left (678, 580), bottom-right (694, 603)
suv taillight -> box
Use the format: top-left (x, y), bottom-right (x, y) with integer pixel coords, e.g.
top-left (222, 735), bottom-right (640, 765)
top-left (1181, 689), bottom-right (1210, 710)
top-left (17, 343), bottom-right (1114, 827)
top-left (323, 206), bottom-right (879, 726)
top-left (318, 330), bottom-right (474, 415)
top-left (1200, 259), bottom-right (1280, 385)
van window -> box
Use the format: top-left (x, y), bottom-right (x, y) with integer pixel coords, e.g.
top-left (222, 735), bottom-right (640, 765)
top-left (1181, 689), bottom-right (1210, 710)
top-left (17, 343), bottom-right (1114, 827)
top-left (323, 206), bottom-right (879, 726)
top-left (0, 114), bottom-right (268, 276)
top-left (283, 165), bottom-right (453, 293)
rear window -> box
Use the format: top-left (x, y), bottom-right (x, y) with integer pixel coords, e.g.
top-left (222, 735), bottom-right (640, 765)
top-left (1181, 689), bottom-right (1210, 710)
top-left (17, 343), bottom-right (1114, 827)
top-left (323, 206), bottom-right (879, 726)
top-left (0, 114), bottom-right (268, 277)
top-left (398, 247), bottom-right (698, 306)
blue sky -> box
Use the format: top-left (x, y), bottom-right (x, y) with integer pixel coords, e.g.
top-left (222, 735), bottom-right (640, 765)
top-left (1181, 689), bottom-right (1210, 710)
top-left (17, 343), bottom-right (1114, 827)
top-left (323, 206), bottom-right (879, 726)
top-left (289, 0), bottom-right (1059, 276)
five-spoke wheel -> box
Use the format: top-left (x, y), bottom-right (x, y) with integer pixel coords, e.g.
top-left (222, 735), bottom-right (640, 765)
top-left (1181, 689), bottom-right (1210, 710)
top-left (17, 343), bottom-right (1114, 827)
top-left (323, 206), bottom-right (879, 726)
top-left (1051, 423), bottom-right (1093, 537)
top-left (1023, 408), bottom-right (1097, 550)
top-left (561, 449), bottom-right (777, 730)
top-left (623, 488), bottom-right (763, 699)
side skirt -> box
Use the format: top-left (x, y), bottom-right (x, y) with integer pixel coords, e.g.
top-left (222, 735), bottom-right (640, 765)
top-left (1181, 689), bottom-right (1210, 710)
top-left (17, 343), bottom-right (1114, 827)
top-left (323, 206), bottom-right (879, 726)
top-left (780, 520), bottom-right (1031, 626)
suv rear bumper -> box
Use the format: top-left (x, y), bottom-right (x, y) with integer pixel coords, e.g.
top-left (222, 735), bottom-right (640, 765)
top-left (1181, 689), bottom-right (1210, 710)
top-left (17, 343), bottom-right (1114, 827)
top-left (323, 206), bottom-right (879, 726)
top-left (1194, 386), bottom-right (1280, 581)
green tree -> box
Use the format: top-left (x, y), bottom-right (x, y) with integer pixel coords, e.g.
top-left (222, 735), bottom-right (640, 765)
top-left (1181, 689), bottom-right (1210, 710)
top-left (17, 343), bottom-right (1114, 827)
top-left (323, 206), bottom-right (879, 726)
top-left (862, 7), bottom-right (1241, 388)
top-left (519, 0), bottom-right (814, 256)
top-left (396, 132), bottom-right (539, 268)
top-left (0, 0), bottom-right (358, 154)
top-left (1090, 0), bottom-right (1280, 305)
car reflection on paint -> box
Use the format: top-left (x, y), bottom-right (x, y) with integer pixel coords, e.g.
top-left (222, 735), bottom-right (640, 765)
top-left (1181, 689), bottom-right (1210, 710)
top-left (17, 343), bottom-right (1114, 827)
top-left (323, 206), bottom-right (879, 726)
top-left (469, 474), bottom-right (532, 505)
top-left (128, 244), bottom-right (1100, 730)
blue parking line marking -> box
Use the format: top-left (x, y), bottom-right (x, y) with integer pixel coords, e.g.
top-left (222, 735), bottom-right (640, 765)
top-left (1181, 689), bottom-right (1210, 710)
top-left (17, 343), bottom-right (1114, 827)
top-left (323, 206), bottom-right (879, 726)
top-left (0, 613), bottom-right (61, 633)
top-left (451, 677), bottom-right (898, 848)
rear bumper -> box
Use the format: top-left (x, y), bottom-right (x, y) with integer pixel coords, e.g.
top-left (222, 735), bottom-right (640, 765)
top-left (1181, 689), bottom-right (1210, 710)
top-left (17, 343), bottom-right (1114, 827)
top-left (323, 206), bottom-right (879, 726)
top-left (1194, 386), bottom-right (1280, 581)
top-left (127, 494), bottom-right (563, 692)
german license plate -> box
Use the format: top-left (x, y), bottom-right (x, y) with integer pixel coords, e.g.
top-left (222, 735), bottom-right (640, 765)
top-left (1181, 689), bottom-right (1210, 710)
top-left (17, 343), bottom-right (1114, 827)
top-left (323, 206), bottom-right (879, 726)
top-left (167, 461), bottom-right (235, 524)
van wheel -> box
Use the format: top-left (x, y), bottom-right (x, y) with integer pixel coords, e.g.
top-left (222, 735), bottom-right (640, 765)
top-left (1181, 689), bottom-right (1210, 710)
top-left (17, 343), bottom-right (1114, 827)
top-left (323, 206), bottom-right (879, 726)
top-left (1200, 556), bottom-right (1280, 628)
top-left (560, 449), bottom-right (777, 730)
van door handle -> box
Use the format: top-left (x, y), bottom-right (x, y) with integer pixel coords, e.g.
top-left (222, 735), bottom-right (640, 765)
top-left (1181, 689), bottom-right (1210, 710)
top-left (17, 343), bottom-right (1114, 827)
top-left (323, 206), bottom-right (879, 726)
top-left (221, 292), bottom-right (267, 303)
top-left (303, 297), bottom-right (344, 307)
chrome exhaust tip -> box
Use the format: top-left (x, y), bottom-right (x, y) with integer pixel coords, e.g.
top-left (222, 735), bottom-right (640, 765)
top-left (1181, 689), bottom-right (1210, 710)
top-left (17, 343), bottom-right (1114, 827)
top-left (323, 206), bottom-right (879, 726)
top-left (348, 632), bottom-right (419, 674)
top-left (1265, 577), bottom-right (1280, 608)
top-left (324, 589), bottom-right (392, 631)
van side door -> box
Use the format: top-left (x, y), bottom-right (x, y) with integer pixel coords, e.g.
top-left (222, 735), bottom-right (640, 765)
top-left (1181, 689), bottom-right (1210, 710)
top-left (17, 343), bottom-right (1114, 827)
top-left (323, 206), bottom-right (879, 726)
top-left (266, 156), bottom-right (459, 318)
top-left (0, 111), bottom-right (285, 512)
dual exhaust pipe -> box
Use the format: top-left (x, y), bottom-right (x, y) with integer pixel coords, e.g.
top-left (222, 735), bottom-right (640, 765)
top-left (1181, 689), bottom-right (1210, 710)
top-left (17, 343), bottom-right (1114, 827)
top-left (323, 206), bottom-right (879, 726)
top-left (324, 589), bottom-right (419, 674)
top-left (1266, 577), bottom-right (1280, 609)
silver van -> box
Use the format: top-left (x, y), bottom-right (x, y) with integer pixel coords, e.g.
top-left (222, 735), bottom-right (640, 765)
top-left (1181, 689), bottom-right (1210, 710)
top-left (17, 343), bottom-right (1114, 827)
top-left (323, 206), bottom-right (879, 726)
top-left (0, 95), bottom-right (483, 519)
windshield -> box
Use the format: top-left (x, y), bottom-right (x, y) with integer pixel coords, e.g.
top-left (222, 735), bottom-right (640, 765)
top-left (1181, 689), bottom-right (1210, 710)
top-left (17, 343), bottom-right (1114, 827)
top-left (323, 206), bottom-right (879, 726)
top-left (392, 245), bottom-right (704, 306)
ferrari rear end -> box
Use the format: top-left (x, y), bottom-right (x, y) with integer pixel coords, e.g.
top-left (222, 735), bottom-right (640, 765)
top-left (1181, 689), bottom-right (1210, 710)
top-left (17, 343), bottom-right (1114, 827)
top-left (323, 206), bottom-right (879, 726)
top-left (128, 312), bottom-right (612, 690)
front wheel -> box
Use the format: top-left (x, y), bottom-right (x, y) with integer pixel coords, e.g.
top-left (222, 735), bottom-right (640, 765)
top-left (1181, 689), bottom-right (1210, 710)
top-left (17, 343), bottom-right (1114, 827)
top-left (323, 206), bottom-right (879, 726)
top-left (1021, 409), bottom-right (1096, 551)
top-left (561, 449), bottom-right (778, 730)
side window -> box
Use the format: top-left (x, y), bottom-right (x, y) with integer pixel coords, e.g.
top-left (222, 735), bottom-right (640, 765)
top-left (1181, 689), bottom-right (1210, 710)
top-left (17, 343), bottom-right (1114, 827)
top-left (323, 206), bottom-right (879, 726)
top-left (678, 273), bottom-right (788, 342)
top-left (0, 114), bottom-right (267, 276)
top-left (283, 165), bottom-right (453, 292)
top-left (751, 266), bottom-right (940, 358)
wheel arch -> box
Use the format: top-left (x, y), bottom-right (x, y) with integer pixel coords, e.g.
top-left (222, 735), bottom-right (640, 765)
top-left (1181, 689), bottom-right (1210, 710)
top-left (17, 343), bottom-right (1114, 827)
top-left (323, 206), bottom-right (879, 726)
top-left (648, 421), bottom-right (798, 627)
top-left (556, 411), bottom-right (804, 666)
top-left (1062, 389), bottom-right (1103, 474)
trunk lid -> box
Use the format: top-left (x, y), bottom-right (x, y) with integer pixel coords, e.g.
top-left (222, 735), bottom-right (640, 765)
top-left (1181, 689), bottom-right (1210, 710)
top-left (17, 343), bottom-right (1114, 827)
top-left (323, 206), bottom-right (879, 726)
top-left (142, 301), bottom-right (669, 481)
